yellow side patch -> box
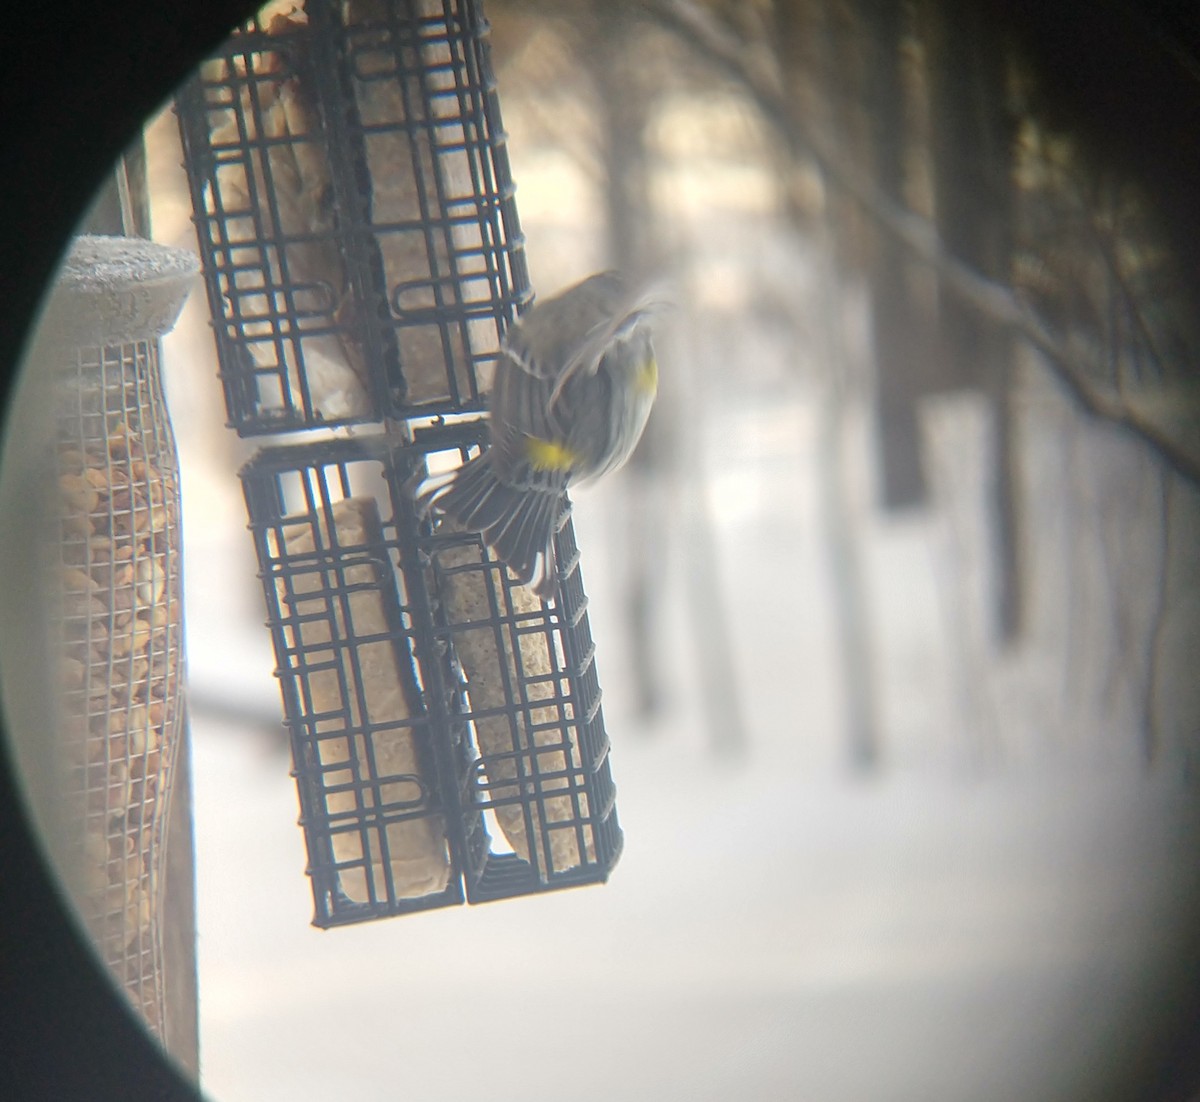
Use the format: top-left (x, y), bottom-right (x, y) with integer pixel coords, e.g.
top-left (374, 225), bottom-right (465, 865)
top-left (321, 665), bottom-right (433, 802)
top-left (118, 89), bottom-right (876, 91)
top-left (636, 356), bottom-right (658, 395)
top-left (525, 436), bottom-right (579, 472)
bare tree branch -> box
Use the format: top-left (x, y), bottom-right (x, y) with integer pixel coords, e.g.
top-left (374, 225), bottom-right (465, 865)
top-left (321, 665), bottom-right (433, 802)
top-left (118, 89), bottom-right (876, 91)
top-left (641, 0), bottom-right (1200, 484)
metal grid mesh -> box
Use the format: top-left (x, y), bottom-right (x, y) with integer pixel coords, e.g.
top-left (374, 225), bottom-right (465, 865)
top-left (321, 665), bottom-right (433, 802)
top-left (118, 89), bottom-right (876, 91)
top-left (417, 427), bottom-right (621, 903)
top-left (241, 433), bottom-right (621, 925)
top-left (176, 0), bottom-right (529, 434)
top-left (176, 0), bottom-right (622, 921)
top-left (52, 337), bottom-right (185, 1037)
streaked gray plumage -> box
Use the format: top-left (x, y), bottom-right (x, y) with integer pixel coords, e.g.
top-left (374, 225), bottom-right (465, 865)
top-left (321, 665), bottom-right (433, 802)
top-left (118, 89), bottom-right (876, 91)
top-left (417, 271), bottom-right (665, 596)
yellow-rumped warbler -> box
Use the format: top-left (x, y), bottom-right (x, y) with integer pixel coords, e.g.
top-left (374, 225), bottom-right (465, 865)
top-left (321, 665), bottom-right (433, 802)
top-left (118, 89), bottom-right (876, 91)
top-left (417, 270), bottom-right (666, 596)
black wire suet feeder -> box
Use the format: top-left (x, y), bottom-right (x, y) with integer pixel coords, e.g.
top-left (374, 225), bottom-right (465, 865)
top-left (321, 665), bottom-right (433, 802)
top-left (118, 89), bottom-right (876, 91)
top-left (176, 0), bottom-right (623, 925)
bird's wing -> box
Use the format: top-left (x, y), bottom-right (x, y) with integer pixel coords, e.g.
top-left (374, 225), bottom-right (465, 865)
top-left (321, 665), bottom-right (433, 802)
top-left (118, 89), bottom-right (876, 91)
top-left (489, 348), bottom-right (565, 481)
top-left (545, 288), bottom-right (672, 418)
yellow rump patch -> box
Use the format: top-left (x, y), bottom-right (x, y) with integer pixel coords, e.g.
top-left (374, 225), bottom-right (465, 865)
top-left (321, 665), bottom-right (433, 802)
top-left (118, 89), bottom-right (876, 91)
top-left (636, 357), bottom-right (658, 395)
top-left (524, 436), bottom-right (579, 472)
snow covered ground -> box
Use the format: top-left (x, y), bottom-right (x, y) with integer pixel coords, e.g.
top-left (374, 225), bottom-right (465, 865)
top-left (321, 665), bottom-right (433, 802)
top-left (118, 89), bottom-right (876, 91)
top-left (187, 707), bottom-right (1200, 1102)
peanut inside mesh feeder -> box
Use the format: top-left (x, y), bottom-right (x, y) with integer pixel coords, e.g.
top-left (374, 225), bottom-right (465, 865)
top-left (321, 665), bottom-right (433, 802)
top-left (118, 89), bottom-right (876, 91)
top-left (35, 233), bottom-right (197, 1039)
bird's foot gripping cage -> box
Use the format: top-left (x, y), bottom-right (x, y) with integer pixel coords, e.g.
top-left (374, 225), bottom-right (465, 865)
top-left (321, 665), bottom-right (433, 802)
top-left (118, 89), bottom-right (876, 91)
top-left (241, 433), bottom-right (621, 925)
top-left (176, 0), bottom-right (625, 923)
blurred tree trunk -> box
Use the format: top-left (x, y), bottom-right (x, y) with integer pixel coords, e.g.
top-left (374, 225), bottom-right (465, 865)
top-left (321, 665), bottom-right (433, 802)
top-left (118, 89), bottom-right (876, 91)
top-left (922, 0), bottom-right (1023, 643)
top-left (585, 4), bottom-right (662, 719)
top-left (775, 0), bottom-right (883, 771)
top-left (861, 0), bottom-right (930, 510)
top-left (586, 3), bottom-right (748, 754)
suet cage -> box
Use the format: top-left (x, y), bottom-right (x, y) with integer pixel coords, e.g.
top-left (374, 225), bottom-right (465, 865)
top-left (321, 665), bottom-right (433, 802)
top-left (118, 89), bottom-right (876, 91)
top-left (176, 0), bottom-right (624, 925)
top-left (175, 0), bottom-right (528, 432)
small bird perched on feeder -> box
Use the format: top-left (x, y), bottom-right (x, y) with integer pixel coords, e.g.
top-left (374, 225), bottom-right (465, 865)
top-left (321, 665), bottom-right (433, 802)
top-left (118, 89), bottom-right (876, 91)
top-left (417, 270), bottom-right (668, 597)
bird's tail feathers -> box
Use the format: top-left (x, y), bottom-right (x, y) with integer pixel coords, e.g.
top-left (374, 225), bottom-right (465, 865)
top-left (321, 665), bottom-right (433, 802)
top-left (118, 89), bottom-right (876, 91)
top-left (416, 455), bottom-right (561, 596)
